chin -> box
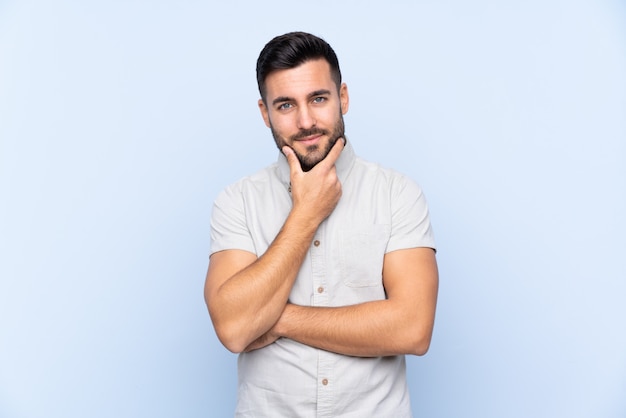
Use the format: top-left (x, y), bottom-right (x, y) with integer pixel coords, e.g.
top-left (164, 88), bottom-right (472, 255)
top-left (298, 141), bottom-right (335, 171)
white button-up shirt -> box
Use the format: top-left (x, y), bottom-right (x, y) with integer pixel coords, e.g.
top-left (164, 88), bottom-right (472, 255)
top-left (210, 141), bottom-right (436, 417)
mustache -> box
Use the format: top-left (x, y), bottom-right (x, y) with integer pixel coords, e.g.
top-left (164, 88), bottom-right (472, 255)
top-left (290, 128), bottom-right (329, 141)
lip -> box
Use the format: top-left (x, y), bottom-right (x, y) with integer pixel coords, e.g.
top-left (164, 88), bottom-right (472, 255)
top-left (295, 134), bottom-right (323, 146)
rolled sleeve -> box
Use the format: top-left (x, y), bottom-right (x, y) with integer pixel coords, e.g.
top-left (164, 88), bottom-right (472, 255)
top-left (210, 184), bottom-right (256, 256)
top-left (386, 175), bottom-right (436, 253)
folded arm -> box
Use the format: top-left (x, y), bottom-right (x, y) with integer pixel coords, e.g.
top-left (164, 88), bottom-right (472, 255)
top-left (246, 247), bottom-right (438, 357)
top-left (205, 214), bottom-right (319, 353)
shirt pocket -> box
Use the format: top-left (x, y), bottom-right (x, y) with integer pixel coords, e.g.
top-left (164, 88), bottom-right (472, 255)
top-left (339, 224), bottom-right (390, 287)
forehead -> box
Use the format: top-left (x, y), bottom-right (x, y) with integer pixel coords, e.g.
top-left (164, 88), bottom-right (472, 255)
top-left (264, 59), bottom-right (336, 100)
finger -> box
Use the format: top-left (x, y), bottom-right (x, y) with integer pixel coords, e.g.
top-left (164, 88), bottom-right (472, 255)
top-left (282, 146), bottom-right (303, 175)
top-left (317, 137), bottom-right (345, 170)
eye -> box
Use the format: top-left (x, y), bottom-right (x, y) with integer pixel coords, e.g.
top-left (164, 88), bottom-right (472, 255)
top-left (277, 102), bottom-right (293, 110)
top-left (312, 97), bottom-right (326, 104)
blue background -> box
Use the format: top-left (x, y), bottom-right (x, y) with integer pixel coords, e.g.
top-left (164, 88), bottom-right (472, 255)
top-left (1, 1), bottom-right (625, 417)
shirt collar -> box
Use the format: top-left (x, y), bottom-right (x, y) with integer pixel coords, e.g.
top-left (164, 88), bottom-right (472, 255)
top-left (276, 139), bottom-right (356, 188)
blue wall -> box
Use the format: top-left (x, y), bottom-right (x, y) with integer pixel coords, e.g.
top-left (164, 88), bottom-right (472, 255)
top-left (1, 1), bottom-right (624, 417)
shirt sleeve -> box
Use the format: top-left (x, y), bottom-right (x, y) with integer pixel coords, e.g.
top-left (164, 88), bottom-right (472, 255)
top-left (209, 183), bottom-right (256, 256)
top-left (386, 173), bottom-right (436, 253)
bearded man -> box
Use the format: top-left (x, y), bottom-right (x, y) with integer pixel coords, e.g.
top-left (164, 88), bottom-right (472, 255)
top-left (205, 31), bottom-right (438, 418)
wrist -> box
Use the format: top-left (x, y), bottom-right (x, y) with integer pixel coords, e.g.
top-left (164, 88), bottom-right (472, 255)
top-left (285, 209), bottom-right (321, 236)
top-left (275, 303), bottom-right (295, 338)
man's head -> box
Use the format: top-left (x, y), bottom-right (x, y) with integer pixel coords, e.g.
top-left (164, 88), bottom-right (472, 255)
top-left (256, 32), bottom-right (349, 171)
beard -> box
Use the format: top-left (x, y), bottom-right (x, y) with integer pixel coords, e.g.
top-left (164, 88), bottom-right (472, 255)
top-left (271, 113), bottom-right (345, 172)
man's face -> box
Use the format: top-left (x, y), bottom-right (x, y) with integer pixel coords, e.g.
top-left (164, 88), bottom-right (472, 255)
top-left (259, 59), bottom-right (349, 171)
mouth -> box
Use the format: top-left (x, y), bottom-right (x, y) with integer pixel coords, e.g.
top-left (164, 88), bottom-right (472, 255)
top-left (295, 134), bottom-right (323, 147)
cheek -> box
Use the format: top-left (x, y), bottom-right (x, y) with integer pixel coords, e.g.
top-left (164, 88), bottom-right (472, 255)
top-left (269, 114), bottom-right (295, 135)
top-left (322, 104), bottom-right (342, 122)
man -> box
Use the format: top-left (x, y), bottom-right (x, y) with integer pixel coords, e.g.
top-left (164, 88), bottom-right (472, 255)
top-left (205, 32), bottom-right (438, 417)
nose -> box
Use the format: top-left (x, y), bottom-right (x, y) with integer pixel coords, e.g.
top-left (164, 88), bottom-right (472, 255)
top-left (296, 106), bottom-right (316, 129)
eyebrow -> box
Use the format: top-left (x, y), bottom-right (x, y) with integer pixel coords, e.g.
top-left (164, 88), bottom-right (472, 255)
top-left (271, 89), bottom-right (332, 106)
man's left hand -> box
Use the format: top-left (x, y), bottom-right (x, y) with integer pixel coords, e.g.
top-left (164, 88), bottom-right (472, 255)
top-left (243, 329), bottom-right (280, 352)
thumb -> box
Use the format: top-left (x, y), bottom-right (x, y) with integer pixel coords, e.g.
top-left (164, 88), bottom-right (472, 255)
top-left (282, 146), bottom-right (302, 174)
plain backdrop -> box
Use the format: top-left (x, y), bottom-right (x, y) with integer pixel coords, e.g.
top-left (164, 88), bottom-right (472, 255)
top-left (1, 1), bottom-right (625, 417)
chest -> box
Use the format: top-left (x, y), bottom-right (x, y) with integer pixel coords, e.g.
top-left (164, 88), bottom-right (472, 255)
top-left (243, 173), bottom-right (393, 306)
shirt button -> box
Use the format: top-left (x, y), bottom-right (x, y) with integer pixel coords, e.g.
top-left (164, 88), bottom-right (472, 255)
top-left (313, 240), bottom-right (320, 247)
top-left (322, 378), bottom-right (329, 386)
top-left (317, 286), bottom-right (324, 293)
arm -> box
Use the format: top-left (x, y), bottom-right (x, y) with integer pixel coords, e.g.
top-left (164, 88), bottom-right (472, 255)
top-left (246, 247), bottom-right (438, 357)
top-left (204, 139), bottom-right (345, 353)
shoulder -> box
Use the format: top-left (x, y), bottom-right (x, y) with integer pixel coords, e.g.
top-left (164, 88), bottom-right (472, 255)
top-left (215, 163), bottom-right (280, 203)
top-left (352, 156), bottom-right (424, 196)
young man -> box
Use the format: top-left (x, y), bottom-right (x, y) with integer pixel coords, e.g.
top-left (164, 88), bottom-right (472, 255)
top-left (205, 32), bottom-right (438, 417)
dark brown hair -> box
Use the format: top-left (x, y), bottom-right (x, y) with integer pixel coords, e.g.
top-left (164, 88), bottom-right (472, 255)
top-left (256, 32), bottom-right (342, 102)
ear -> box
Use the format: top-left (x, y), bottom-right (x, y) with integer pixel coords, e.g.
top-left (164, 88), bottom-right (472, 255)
top-left (258, 99), bottom-right (271, 128)
top-left (339, 83), bottom-right (349, 115)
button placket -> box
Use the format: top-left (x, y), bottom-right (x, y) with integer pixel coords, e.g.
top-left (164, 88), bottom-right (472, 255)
top-left (310, 225), bottom-right (328, 307)
top-left (316, 352), bottom-right (334, 417)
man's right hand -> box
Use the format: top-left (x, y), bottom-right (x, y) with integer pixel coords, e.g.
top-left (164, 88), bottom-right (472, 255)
top-left (282, 138), bottom-right (345, 226)
top-left (206, 138), bottom-right (345, 354)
